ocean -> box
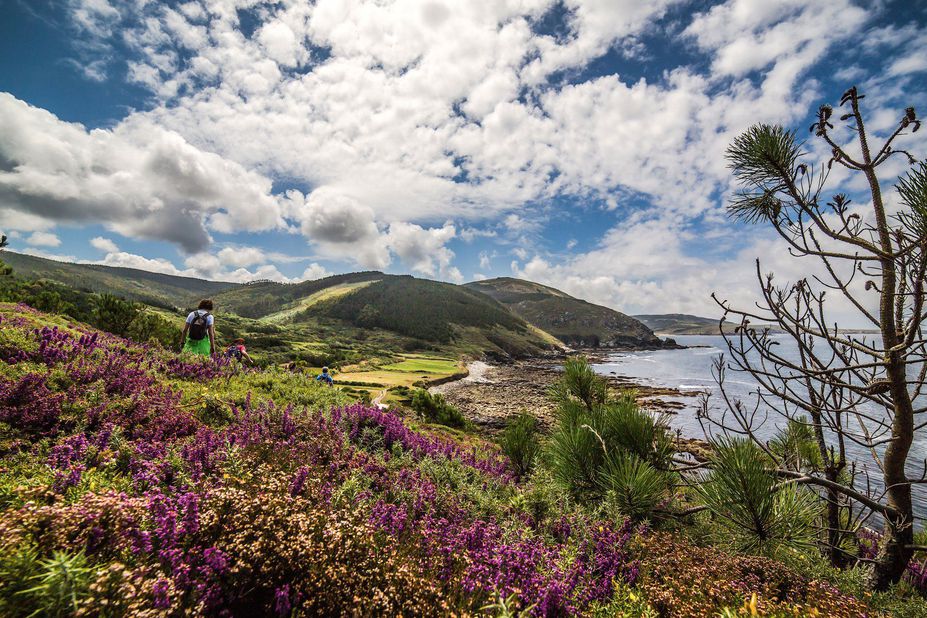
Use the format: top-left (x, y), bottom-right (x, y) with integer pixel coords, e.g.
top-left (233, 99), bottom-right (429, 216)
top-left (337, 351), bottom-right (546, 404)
top-left (591, 334), bottom-right (927, 520)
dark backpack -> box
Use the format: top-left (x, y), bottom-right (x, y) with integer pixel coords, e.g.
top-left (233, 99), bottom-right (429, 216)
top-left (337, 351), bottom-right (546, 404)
top-left (188, 311), bottom-right (211, 340)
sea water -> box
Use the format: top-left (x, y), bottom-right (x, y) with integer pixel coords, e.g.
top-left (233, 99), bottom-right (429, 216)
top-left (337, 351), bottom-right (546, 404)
top-left (592, 334), bottom-right (927, 520)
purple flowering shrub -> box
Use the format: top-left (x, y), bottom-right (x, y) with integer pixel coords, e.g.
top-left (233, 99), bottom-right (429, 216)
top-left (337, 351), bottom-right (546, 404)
top-left (0, 304), bottom-right (645, 616)
top-left (0, 303), bottom-right (887, 616)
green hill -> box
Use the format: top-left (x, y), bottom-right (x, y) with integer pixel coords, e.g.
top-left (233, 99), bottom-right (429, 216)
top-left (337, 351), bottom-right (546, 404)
top-left (0, 251), bottom-right (237, 309)
top-left (466, 277), bottom-right (664, 348)
top-left (210, 271), bottom-right (384, 318)
top-left (0, 253), bottom-right (555, 359)
top-left (301, 275), bottom-right (555, 357)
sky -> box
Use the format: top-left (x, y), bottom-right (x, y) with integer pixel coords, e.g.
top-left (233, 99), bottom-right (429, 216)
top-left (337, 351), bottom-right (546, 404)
top-left (0, 0), bottom-right (925, 325)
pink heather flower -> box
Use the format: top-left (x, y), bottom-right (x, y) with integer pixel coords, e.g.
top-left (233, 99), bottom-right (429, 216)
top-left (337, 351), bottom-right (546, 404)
top-left (152, 579), bottom-right (171, 609)
top-left (289, 466), bottom-right (310, 497)
top-left (274, 584), bottom-right (292, 616)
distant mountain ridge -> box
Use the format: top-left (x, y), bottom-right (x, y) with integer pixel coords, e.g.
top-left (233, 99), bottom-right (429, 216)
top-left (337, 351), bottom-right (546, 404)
top-left (634, 313), bottom-right (733, 335)
top-left (466, 277), bottom-right (665, 349)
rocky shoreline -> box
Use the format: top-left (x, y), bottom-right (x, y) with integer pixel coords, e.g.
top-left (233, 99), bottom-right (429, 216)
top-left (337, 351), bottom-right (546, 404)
top-left (430, 356), bottom-right (713, 461)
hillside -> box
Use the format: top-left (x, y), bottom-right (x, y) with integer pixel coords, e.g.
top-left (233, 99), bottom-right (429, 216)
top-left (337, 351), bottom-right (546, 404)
top-left (210, 271), bottom-right (385, 318)
top-left (5, 253), bottom-right (681, 356)
top-left (0, 251), bottom-right (237, 309)
top-left (466, 277), bottom-right (664, 348)
top-left (302, 275), bottom-right (555, 357)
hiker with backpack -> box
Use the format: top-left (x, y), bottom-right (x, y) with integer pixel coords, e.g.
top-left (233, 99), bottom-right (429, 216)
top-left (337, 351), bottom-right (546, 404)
top-left (316, 366), bottom-right (334, 386)
top-left (224, 338), bottom-right (254, 365)
top-left (180, 299), bottom-right (215, 357)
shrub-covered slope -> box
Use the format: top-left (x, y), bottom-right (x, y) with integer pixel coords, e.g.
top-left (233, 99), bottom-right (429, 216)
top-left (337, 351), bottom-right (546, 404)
top-left (0, 251), bottom-right (237, 309)
top-left (303, 276), bottom-right (556, 356)
top-left (467, 277), bottom-right (663, 348)
top-left (210, 271), bottom-right (385, 318)
top-left (0, 303), bottom-right (895, 616)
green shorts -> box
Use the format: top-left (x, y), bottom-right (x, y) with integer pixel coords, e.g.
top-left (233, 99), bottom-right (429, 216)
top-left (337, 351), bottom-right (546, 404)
top-left (183, 336), bottom-right (212, 356)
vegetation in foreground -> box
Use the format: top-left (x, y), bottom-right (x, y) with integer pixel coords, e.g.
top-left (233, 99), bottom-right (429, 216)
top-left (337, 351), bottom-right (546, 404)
top-left (712, 87), bottom-right (927, 589)
top-left (2, 303), bottom-right (925, 617)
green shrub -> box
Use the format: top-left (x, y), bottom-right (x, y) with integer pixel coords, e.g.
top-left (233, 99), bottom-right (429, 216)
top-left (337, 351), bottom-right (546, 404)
top-left (12, 550), bottom-right (93, 618)
top-left (694, 437), bottom-right (819, 558)
top-left (0, 542), bottom-right (42, 615)
top-left (548, 421), bottom-right (605, 494)
top-left (768, 416), bottom-right (821, 472)
top-left (410, 389), bottom-right (467, 428)
top-left (126, 310), bottom-right (177, 348)
top-left (548, 356), bottom-right (608, 411)
top-left (499, 413), bottom-right (541, 478)
top-left (600, 452), bottom-right (672, 522)
top-left (92, 294), bottom-right (138, 337)
top-left (546, 358), bottom-right (673, 503)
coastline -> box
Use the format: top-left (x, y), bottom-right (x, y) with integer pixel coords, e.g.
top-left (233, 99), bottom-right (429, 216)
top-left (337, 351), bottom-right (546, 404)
top-left (430, 356), bottom-right (713, 461)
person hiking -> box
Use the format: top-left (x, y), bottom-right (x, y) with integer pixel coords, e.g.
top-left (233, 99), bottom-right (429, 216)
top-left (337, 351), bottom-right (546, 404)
top-left (180, 299), bottom-right (215, 357)
top-left (224, 338), bottom-right (254, 364)
top-left (316, 366), bottom-right (334, 386)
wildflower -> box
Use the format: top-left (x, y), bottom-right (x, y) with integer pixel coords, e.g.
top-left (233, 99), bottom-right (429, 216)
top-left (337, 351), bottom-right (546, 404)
top-left (152, 579), bottom-right (171, 609)
top-left (274, 584), bottom-right (292, 616)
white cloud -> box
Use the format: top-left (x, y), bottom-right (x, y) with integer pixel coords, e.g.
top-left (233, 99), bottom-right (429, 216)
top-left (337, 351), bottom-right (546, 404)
top-left (301, 263), bottom-right (329, 281)
top-left (26, 231), bottom-right (61, 247)
top-left (386, 221), bottom-right (462, 282)
top-left (288, 187), bottom-right (391, 269)
top-left (685, 0), bottom-right (868, 79)
top-left (42, 0), bottom-right (882, 249)
top-left (511, 209), bottom-right (880, 328)
top-left (90, 236), bottom-right (119, 253)
top-left (0, 94), bottom-right (283, 253)
top-left (217, 246), bottom-right (268, 268)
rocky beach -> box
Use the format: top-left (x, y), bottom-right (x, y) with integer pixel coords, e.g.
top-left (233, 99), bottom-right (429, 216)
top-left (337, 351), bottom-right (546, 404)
top-left (430, 357), bottom-right (713, 460)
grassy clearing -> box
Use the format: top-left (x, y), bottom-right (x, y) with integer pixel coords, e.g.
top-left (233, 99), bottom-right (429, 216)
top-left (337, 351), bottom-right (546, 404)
top-left (380, 355), bottom-right (460, 374)
top-left (259, 280), bottom-right (379, 323)
top-left (335, 354), bottom-right (463, 399)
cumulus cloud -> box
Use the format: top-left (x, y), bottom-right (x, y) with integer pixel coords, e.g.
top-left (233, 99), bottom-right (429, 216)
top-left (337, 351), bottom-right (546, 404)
top-left (90, 236), bottom-right (119, 253)
top-left (50, 0), bottom-right (883, 236)
top-left (287, 187), bottom-right (391, 268)
top-left (98, 251), bottom-right (193, 276)
top-left (386, 221), bottom-right (462, 282)
top-left (86, 247), bottom-right (309, 284)
top-left (684, 0), bottom-right (868, 78)
top-left (26, 231), bottom-right (61, 247)
top-left (511, 211), bottom-right (879, 328)
top-left (0, 94), bottom-right (283, 254)
top-left (301, 263), bottom-right (329, 281)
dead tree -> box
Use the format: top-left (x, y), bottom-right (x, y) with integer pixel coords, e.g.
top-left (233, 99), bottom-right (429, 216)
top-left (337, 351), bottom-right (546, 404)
top-left (709, 87), bottom-right (926, 590)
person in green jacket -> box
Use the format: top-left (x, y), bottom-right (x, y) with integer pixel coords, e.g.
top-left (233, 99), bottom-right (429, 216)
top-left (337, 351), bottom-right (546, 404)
top-left (180, 299), bottom-right (216, 356)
